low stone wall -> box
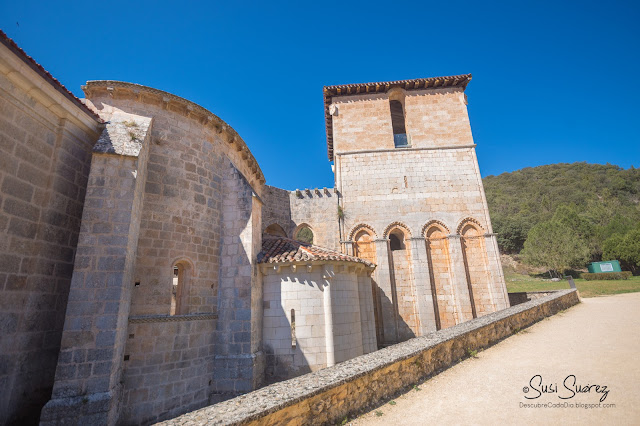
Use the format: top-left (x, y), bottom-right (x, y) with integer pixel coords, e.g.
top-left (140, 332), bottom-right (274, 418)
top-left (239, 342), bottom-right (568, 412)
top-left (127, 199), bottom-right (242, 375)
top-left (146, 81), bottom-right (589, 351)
top-left (508, 290), bottom-right (560, 306)
top-left (158, 289), bottom-right (579, 426)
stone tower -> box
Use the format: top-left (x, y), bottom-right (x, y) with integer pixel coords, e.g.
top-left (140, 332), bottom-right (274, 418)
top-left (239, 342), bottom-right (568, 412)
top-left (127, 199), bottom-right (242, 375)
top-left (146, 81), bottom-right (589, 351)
top-left (324, 75), bottom-right (509, 346)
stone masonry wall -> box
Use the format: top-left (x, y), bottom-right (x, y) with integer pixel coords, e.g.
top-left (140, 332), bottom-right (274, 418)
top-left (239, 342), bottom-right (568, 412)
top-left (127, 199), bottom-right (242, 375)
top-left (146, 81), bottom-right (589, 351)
top-left (330, 87), bottom-right (471, 154)
top-left (262, 185), bottom-right (339, 250)
top-left (159, 289), bottom-right (580, 426)
top-left (120, 315), bottom-right (217, 425)
top-left (261, 185), bottom-right (294, 237)
top-left (0, 45), bottom-right (101, 424)
top-left (262, 264), bottom-right (375, 382)
top-left (85, 95), bottom-right (227, 318)
top-left (338, 148), bottom-right (487, 236)
top-left (290, 190), bottom-right (340, 250)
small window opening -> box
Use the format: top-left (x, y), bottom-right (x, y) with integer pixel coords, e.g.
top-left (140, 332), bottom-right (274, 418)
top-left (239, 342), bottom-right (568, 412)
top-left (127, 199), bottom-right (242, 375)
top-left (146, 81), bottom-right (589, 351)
top-left (389, 231), bottom-right (406, 251)
top-left (291, 309), bottom-right (296, 348)
top-left (295, 226), bottom-right (314, 244)
top-left (390, 100), bottom-right (409, 148)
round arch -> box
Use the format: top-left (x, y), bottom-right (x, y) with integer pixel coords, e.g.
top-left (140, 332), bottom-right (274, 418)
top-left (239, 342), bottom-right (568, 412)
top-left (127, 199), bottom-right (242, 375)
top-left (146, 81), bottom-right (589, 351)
top-left (293, 223), bottom-right (314, 244)
top-left (421, 220), bottom-right (451, 238)
top-left (348, 223), bottom-right (378, 241)
top-left (382, 221), bottom-right (412, 239)
top-left (456, 217), bottom-right (485, 236)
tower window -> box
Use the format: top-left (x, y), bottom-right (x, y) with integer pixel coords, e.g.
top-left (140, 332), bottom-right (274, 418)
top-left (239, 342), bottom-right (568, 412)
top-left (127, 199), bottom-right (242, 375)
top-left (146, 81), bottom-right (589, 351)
top-left (389, 100), bottom-right (409, 148)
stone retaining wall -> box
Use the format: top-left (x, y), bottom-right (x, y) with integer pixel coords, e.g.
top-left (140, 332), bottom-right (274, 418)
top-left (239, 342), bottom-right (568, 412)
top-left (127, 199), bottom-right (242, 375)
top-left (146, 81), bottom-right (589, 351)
top-left (158, 288), bottom-right (579, 425)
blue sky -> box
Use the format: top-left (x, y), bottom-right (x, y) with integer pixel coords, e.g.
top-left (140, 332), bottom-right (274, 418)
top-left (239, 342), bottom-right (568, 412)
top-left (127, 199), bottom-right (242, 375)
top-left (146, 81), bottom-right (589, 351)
top-left (1, 0), bottom-right (638, 190)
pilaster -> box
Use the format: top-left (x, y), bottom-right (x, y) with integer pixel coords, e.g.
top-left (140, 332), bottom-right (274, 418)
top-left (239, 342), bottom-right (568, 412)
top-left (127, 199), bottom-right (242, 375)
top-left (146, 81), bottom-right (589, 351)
top-left (373, 238), bottom-right (398, 345)
top-left (408, 237), bottom-right (437, 334)
top-left (447, 234), bottom-right (475, 323)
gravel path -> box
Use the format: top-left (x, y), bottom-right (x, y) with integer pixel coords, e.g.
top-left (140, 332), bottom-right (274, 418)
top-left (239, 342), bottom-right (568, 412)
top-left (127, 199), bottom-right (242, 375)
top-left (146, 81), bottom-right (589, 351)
top-left (352, 292), bottom-right (640, 425)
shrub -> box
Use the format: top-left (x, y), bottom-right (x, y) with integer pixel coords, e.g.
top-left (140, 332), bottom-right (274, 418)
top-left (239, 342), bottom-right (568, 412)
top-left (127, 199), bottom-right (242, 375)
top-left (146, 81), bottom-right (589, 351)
top-left (581, 272), bottom-right (632, 280)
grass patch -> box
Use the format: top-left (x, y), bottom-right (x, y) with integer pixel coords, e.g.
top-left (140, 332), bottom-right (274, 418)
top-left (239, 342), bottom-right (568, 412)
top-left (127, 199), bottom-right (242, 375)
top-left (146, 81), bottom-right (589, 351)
top-left (505, 272), bottom-right (640, 298)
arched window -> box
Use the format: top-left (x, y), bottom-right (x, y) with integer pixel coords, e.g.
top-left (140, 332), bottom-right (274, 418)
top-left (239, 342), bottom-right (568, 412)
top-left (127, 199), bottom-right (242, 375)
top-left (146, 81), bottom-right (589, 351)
top-left (389, 230), bottom-right (406, 251)
top-left (264, 223), bottom-right (287, 237)
top-left (170, 260), bottom-right (192, 315)
top-left (294, 225), bottom-right (314, 244)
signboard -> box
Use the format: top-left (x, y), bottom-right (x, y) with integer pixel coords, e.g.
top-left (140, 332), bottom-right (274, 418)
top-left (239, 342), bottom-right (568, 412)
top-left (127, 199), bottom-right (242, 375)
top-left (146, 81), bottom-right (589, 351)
top-left (600, 263), bottom-right (614, 272)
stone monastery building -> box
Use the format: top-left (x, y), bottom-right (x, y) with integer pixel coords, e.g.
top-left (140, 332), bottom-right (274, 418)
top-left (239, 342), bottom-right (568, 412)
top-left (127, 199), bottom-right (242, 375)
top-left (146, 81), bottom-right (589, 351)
top-left (0, 31), bottom-right (508, 425)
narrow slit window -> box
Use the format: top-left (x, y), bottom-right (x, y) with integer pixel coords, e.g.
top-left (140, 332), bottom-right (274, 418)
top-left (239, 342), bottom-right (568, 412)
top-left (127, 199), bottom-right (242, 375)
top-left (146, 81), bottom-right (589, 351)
top-left (291, 309), bottom-right (296, 348)
top-left (170, 266), bottom-right (179, 315)
top-left (171, 262), bottom-right (191, 316)
top-left (390, 100), bottom-right (409, 147)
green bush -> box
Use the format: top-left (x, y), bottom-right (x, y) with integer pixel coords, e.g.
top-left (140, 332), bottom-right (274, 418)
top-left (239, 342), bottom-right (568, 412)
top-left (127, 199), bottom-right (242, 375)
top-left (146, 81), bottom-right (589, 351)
top-left (581, 272), bottom-right (632, 280)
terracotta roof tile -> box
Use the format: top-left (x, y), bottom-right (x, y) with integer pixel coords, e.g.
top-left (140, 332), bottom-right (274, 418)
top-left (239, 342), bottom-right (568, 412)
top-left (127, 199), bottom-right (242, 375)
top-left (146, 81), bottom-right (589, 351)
top-left (0, 30), bottom-right (103, 123)
top-left (258, 237), bottom-right (375, 268)
top-left (323, 74), bottom-right (472, 161)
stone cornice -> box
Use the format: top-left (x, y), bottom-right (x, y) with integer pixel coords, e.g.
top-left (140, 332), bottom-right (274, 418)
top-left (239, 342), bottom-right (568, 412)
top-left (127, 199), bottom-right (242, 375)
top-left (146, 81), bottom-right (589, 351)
top-left (129, 313), bottom-right (217, 324)
top-left (82, 80), bottom-right (265, 185)
top-left (335, 144), bottom-right (476, 158)
top-left (260, 259), bottom-right (376, 275)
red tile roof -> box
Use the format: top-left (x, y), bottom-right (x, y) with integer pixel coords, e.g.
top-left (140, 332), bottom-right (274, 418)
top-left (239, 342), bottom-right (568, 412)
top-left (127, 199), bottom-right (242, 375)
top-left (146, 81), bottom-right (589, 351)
top-left (0, 30), bottom-right (103, 123)
top-left (258, 237), bottom-right (375, 267)
top-left (323, 74), bottom-right (472, 161)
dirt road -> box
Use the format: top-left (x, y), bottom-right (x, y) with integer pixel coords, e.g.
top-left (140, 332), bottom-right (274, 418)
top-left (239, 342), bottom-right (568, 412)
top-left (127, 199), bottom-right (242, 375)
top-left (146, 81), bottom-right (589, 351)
top-left (353, 292), bottom-right (640, 425)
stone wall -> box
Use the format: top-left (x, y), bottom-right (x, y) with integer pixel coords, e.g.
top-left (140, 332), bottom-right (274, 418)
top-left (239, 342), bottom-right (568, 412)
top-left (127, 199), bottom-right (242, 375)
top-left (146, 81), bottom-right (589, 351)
top-left (261, 185), bottom-right (340, 250)
top-left (159, 289), bottom-right (580, 426)
top-left (330, 87), bottom-right (472, 153)
top-left (290, 190), bottom-right (339, 250)
top-left (262, 263), bottom-right (376, 382)
top-left (120, 314), bottom-right (217, 424)
top-left (261, 185), bottom-right (293, 236)
top-left (0, 42), bottom-right (101, 424)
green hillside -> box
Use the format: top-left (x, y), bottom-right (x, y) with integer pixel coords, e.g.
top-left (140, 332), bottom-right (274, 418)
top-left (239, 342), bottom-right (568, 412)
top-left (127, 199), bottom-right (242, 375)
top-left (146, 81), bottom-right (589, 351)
top-left (483, 163), bottom-right (640, 270)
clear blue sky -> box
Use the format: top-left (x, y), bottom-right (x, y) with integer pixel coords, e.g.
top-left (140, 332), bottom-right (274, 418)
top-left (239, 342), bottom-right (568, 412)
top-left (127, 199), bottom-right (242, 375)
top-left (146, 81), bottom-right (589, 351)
top-left (2, 0), bottom-right (638, 190)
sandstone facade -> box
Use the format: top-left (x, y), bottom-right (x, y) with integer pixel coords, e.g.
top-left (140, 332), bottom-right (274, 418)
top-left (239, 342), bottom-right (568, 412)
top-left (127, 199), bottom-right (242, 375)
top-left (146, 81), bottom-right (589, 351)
top-left (0, 31), bottom-right (509, 425)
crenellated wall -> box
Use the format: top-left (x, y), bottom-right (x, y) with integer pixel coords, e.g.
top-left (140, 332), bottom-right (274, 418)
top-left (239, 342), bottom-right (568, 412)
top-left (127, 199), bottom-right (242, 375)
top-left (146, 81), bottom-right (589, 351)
top-left (261, 185), bottom-right (340, 251)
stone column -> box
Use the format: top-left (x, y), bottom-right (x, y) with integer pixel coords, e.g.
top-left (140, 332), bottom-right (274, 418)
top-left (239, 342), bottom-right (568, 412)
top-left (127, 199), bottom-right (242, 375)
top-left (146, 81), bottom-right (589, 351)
top-left (322, 265), bottom-right (335, 367)
top-left (447, 234), bottom-right (475, 323)
top-left (485, 233), bottom-right (509, 310)
top-left (373, 238), bottom-right (398, 345)
top-left (408, 237), bottom-right (437, 334)
top-left (40, 115), bottom-right (152, 425)
top-left (213, 162), bottom-right (263, 397)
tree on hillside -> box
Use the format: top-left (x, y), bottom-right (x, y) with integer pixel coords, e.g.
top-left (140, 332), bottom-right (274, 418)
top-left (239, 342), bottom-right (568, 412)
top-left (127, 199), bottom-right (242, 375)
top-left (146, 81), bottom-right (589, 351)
top-left (521, 219), bottom-right (591, 277)
top-left (603, 226), bottom-right (640, 274)
top-left (484, 163), bottom-right (640, 256)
